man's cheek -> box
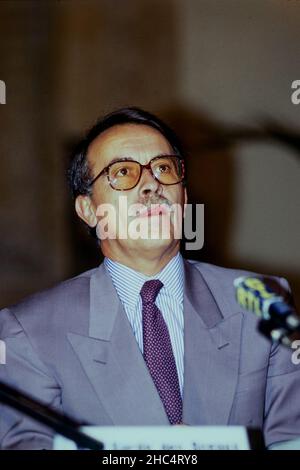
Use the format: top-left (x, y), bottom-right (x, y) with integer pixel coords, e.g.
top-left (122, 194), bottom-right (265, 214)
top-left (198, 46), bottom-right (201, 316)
top-left (171, 203), bottom-right (184, 239)
top-left (95, 203), bottom-right (117, 240)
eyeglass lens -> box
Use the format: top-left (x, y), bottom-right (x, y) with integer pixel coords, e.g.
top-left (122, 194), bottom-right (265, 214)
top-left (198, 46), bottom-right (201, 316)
top-left (109, 156), bottom-right (183, 190)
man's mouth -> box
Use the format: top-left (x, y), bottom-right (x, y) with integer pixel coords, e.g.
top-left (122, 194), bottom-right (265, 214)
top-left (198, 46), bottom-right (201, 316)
top-left (137, 204), bottom-right (171, 218)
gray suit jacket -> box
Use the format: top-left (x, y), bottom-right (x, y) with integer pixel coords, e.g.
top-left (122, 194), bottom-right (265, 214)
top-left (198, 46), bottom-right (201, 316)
top-left (0, 259), bottom-right (299, 449)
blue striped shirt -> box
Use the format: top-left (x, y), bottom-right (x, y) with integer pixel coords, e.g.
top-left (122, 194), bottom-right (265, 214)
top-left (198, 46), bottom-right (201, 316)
top-left (104, 253), bottom-right (184, 396)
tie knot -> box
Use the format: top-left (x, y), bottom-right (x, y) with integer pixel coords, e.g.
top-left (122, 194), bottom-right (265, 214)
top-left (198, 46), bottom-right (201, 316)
top-left (140, 279), bottom-right (163, 304)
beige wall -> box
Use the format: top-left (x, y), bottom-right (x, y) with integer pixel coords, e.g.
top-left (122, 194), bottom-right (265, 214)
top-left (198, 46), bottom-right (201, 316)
top-left (177, 0), bottom-right (300, 300)
top-left (0, 2), bottom-right (69, 304)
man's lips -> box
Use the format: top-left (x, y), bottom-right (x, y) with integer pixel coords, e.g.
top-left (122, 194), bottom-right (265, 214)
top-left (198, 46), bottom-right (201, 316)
top-left (137, 204), bottom-right (171, 218)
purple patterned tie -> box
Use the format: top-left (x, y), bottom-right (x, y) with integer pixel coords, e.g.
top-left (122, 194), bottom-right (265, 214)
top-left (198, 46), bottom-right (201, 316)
top-left (140, 279), bottom-right (182, 425)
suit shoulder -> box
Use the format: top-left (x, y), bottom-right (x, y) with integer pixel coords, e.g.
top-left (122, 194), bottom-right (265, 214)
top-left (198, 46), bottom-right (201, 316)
top-left (2, 266), bottom-right (99, 326)
top-left (186, 258), bottom-right (260, 279)
top-left (186, 258), bottom-right (288, 286)
top-left (185, 259), bottom-right (261, 315)
top-left (185, 258), bottom-right (292, 308)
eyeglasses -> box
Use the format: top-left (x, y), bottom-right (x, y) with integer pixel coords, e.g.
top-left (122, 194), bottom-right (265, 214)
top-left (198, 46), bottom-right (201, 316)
top-left (90, 155), bottom-right (185, 191)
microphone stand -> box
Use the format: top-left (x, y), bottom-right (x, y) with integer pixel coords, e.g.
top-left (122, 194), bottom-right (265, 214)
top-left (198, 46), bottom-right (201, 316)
top-left (0, 381), bottom-right (103, 450)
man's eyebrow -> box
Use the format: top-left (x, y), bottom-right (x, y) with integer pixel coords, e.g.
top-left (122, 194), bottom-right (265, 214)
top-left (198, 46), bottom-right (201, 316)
top-left (91, 156), bottom-right (135, 175)
top-left (106, 156), bottom-right (136, 165)
top-left (106, 153), bottom-right (177, 165)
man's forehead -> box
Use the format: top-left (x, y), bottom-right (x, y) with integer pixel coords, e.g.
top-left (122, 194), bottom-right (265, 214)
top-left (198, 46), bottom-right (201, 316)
top-left (87, 124), bottom-right (172, 167)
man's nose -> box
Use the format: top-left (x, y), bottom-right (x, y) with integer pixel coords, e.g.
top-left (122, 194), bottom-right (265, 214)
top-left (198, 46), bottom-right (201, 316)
top-left (138, 167), bottom-right (161, 196)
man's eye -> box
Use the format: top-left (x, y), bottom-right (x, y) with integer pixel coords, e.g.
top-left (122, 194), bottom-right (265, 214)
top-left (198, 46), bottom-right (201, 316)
top-left (158, 164), bottom-right (171, 173)
top-left (116, 167), bottom-right (129, 177)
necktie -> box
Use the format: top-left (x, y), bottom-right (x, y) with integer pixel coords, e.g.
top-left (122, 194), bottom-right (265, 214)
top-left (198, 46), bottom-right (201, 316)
top-left (140, 279), bottom-right (182, 425)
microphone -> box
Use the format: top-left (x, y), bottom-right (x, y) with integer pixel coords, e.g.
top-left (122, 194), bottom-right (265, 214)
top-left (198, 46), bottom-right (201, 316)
top-left (234, 276), bottom-right (300, 345)
top-left (0, 380), bottom-right (103, 450)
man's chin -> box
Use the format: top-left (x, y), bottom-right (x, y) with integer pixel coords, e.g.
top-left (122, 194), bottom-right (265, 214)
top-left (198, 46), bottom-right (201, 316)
top-left (126, 236), bottom-right (175, 251)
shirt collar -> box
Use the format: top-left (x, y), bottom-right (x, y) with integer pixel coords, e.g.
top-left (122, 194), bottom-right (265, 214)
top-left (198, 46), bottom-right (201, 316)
top-left (104, 252), bottom-right (184, 309)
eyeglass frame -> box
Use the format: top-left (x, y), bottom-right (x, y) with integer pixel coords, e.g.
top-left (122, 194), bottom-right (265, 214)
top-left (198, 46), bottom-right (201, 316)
top-left (89, 154), bottom-right (186, 191)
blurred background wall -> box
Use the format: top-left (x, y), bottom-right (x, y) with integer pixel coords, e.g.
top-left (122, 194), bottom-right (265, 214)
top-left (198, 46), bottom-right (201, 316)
top-left (0, 0), bottom-right (299, 308)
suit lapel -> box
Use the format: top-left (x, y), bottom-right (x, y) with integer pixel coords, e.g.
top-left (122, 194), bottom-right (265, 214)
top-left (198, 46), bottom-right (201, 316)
top-left (68, 259), bottom-right (243, 426)
top-left (68, 263), bottom-right (169, 425)
top-left (182, 260), bottom-right (243, 425)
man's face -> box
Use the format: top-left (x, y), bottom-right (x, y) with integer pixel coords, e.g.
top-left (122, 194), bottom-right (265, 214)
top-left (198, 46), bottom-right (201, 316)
top-left (76, 123), bottom-right (187, 260)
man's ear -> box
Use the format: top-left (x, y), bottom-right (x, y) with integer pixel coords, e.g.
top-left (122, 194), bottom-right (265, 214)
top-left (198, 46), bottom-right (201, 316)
top-left (184, 187), bottom-right (188, 205)
top-left (75, 195), bottom-right (97, 227)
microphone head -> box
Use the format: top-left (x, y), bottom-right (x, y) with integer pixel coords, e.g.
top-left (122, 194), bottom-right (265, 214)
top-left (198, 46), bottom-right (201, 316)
top-left (233, 276), bottom-right (283, 321)
top-left (234, 276), bottom-right (300, 345)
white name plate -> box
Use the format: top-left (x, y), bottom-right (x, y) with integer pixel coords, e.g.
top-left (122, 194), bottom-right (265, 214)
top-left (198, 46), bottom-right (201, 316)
top-left (53, 425), bottom-right (250, 450)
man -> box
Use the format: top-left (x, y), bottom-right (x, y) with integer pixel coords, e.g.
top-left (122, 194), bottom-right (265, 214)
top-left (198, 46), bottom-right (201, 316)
top-left (0, 107), bottom-right (299, 449)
